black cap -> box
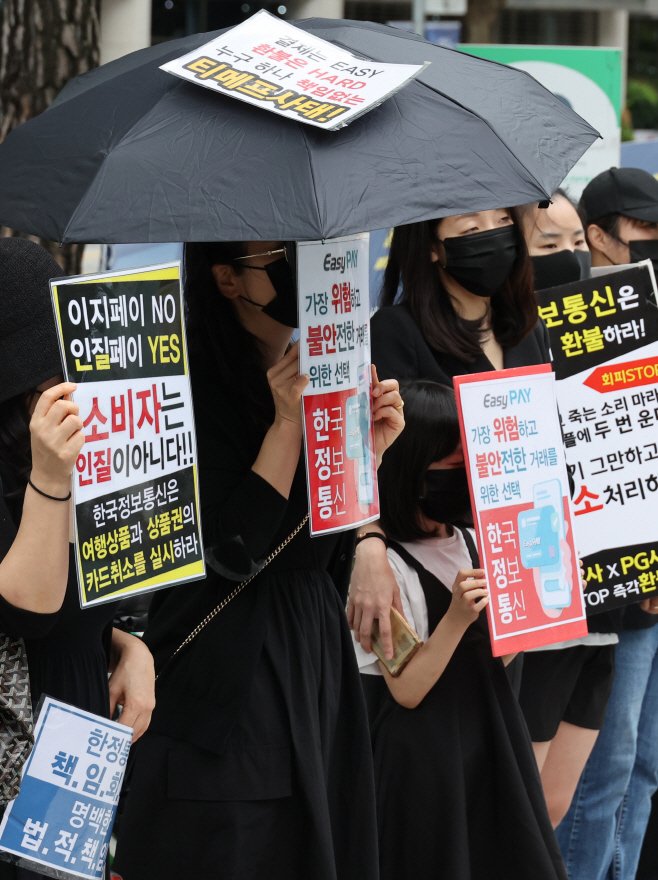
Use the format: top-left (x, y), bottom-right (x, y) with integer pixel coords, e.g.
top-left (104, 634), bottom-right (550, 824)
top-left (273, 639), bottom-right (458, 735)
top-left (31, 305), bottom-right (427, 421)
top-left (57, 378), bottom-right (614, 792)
top-left (0, 238), bottom-right (64, 404)
top-left (580, 167), bottom-right (658, 226)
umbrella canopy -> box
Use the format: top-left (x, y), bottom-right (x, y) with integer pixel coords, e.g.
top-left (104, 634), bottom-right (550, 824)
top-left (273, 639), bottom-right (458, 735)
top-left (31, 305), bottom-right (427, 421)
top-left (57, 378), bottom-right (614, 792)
top-left (0, 19), bottom-right (598, 243)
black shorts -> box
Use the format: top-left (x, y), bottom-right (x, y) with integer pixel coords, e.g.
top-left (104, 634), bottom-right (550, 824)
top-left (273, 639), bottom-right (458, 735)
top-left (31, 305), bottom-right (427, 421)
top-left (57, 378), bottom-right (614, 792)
top-left (518, 644), bottom-right (615, 742)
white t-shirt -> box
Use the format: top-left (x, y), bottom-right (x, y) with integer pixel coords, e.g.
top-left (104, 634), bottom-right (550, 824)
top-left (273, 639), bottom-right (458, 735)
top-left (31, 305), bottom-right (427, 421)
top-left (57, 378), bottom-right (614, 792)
top-left (354, 529), bottom-right (474, 676)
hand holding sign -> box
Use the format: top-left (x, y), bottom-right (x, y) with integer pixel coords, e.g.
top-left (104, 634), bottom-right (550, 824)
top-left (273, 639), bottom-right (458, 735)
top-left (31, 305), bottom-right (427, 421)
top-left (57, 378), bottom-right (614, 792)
top-left (30, 382), bottom-right (84, 496)
top-left (371, 366), bottom-right (404, 466)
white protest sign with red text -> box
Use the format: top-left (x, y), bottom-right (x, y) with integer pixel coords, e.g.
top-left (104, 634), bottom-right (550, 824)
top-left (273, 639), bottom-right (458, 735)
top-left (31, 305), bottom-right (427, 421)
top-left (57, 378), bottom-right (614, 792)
top-left (298, 234), bottom-right (378, 536)
top-left (161, 10), bottom-right (427, 130)
top-left (455, 365), bottom-right (587, 656)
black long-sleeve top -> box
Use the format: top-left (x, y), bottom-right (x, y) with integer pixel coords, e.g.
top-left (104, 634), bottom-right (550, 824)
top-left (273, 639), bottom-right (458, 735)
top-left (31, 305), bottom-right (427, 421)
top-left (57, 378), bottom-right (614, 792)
top-left (144, 356), bottom-right (356, 755)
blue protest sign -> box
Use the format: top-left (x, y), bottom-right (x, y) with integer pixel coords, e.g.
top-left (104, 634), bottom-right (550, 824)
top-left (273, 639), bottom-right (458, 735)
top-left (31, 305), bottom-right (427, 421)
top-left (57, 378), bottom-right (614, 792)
top-left (0, 696), bottom-right (132, 879)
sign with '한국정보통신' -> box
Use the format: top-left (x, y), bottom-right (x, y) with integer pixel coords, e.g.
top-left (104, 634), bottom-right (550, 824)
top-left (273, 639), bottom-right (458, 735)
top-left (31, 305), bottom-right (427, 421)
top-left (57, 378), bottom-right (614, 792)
top-left (455, 364), bottom-right (588, 656)
top-left (298, 234), bottom-right (379, 536)
top-left (50, 262), bottom-right (205, 608)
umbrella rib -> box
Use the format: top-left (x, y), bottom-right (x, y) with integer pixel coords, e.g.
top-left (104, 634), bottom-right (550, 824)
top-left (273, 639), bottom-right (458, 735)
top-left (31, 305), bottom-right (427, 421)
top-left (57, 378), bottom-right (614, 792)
top-left (299, 128), bottom-right (325, 240)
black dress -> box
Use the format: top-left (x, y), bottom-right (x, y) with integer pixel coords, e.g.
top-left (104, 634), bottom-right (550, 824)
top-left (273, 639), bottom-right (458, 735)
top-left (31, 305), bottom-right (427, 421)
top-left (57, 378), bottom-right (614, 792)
top-left (113, 364), bottom-right (377, 880)
top-left (372, 542), bottom-right (567, 880)
top-left (0, 461), bottom-right (118, 880)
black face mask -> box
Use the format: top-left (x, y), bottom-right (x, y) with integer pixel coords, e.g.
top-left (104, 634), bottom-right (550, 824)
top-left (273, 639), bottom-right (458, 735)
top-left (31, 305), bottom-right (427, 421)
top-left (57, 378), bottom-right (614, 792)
top-left (531, 249), bottom-right (591, 291)
top-left (441, 226), bottom-right (519, 298)
top-left (629, 239), bottom-right (658, 279)
top-left (240, 256), bottom-right (299, 328)
top-left (419, 468), bottom-right (472, 524)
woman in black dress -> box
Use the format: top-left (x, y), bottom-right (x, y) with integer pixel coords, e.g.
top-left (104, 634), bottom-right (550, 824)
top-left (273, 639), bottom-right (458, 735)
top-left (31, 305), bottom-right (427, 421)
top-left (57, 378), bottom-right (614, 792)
top-left (0, 239), bottom-right (156, 880)
top-left (349, 208), bottom-right (549, 691)
top-left (355, 381), bottom-right (567, 880)
top-left (113, 240), bottom-right (404, 880)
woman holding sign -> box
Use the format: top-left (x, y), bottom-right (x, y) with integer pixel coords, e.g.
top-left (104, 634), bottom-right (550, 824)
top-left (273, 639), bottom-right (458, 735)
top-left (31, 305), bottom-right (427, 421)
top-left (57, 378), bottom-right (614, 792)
top-left (114, 241), bottom-right (404, 880)
top-left (352, 207), bottom-right (548, 694)
top-left (0, 240), bottom-right (156, 879)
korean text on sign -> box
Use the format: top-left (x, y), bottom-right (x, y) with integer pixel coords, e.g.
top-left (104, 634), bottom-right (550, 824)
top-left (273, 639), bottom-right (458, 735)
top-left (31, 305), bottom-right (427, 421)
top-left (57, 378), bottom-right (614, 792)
top-left (537, 262), bottom-right (658, 614)
top-left (0, 697), bottom-right (132, 879)
top-left (298, 234), bottom-right (379, 536)
top-left (51, 262), bottom-right (205, 608)
top-left (160, 9), bottom-right (426, 130)
top-left (455, 365), bottom-right (587, 656)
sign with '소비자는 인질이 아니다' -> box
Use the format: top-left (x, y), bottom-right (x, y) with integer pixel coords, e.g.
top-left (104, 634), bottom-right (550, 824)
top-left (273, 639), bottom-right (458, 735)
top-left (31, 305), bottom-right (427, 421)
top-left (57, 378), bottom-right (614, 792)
top-left (160, 10), bottom-right (428, 130)
top-left (50, 262), bottom-right (205, 609)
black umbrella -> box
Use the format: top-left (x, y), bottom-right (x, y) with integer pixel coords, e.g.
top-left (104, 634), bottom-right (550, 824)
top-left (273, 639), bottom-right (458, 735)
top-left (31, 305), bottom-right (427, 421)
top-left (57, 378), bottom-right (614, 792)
top-left (0, 18), bottom-right (598, 243)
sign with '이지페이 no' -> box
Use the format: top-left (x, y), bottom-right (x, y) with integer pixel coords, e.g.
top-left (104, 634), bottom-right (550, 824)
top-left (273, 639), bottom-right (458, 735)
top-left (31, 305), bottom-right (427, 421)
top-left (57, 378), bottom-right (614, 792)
top-left (298, 234), bottom-right (379, 536)
top-left (50, 262), bottom-right (205, 608)
top-left (160, 9), bottom-right (427, 130)
top-left (0, 697), bottom-right (132, 879)
top-left (455, 365), bottom-right (588, 656)
top-left (537, 261), bottom-right (658, 615)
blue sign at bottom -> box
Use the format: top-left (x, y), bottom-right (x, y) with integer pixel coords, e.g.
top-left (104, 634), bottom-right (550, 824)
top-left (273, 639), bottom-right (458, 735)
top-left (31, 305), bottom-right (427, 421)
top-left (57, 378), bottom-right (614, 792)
top-left (0, 697), bottom-right (132, 879)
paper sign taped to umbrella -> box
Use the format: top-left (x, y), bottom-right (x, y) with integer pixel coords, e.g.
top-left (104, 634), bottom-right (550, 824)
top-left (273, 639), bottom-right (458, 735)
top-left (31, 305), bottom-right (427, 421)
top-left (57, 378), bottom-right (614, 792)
top-left (50, 262), bottom-right (205, 608)
top-left (298, 233), bottom-right (379, 535)
top-left (0, 696), bottom-right (131, 879)
top-left (455, 365), bottom-right (587, 656)
top-left (537, 261), bottom-right (658, 615)
top-left (160, 9), bottom-right (427, 130)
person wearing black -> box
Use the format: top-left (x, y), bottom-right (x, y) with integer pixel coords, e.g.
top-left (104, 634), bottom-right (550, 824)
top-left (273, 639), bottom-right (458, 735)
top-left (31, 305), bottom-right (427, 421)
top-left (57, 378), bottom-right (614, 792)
top-left (550, 168), bottom-right (658, 880)
top-left (580, 166), bottom-right (658, 272)
top-left (349, 207), bottom-right (548, 694)
top-left (0, 239), bottom-right (155, 880)
top-left (113, 241), bottom-right (404, 880)
top-left (520, 188), bottom-right (591, 291)
top-left (354, 381), bottom-right (568, 880)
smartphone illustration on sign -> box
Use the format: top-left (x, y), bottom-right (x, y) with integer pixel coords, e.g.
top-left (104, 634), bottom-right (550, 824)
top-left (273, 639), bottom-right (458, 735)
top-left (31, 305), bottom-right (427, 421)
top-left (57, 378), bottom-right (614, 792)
top-left (518, 479), bottom-right (571, 610)
top-left (346, 364), bottom-right (375, 507)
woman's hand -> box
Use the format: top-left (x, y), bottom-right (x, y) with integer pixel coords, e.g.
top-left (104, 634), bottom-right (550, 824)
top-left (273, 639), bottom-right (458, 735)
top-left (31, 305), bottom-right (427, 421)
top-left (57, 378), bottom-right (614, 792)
top-left (348, 534), bottom-right (405, 658)
top-left (371, 366), bottom-right (404, 466)
top-left (446, 568), bottom-right (489, 628)
top-left (108, 629), bottom-right (156, 742)
top-left (267, 342), bottom-right (310, 426)
top-left (30, 382), bottom-right (84, 495)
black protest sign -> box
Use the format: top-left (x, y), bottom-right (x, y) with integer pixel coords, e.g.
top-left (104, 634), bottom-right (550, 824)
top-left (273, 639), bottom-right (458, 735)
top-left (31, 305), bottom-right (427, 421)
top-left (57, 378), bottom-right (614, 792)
top-left (538, 263), bottom-right (658, 615)
top-left (51, 263), bottom-right (205, 608)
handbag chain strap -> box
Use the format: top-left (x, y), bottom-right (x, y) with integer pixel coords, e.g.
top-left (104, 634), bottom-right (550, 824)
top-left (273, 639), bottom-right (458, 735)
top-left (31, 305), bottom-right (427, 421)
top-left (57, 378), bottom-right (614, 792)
top-left (157, 514), bottom-right (309, 680)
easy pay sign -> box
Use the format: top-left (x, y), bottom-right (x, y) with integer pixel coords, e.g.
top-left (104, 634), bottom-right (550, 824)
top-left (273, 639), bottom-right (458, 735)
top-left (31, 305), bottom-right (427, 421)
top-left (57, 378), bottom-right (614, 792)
top-left (51, 263), bottom-right (205, 608)
top-left (298, 234), bottom-right (379, 535)
top-left (161, 10), bottom-right (426, 130)
top-left (455, 365), bottom-right (587, 656)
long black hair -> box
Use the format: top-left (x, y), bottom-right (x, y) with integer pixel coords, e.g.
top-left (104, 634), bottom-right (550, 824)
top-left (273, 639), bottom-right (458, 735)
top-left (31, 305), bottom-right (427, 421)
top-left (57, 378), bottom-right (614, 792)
top-left (378, 381), bottom-right (461, 543)
top-left (0, 391), bottom-right (34, 499)
top-left (184, 242), bottom-right (275, 435)
top-left (380, 207), bottom-right (537, 363)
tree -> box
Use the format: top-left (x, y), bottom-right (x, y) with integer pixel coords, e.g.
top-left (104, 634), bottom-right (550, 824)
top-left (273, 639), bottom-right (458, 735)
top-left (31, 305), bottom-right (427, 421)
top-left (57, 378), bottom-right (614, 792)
top-left (0, 0), bottom-right (101, 273)
top-left (463, 0), bottom-right (505, 44)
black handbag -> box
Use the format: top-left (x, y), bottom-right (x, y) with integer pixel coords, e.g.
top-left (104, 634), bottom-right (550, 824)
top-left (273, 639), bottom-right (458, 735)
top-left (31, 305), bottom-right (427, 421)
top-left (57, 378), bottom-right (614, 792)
top-left (0, 633), bottom-right (34, 802)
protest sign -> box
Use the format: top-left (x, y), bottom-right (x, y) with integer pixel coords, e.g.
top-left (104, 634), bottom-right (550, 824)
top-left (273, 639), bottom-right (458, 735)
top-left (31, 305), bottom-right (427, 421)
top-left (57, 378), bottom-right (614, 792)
top-left (537, 262), bottom-right (658, 614)
top-left (0, 697), bottom-right (131, 879)
top-left (50, 263), bottom-right (204, 608)
top-left (455, 365), bottom-right (587, 656)
top-left (160, 9), bottom-right (427, 131)
top-left (298, 234), bottom-right (378, 536)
